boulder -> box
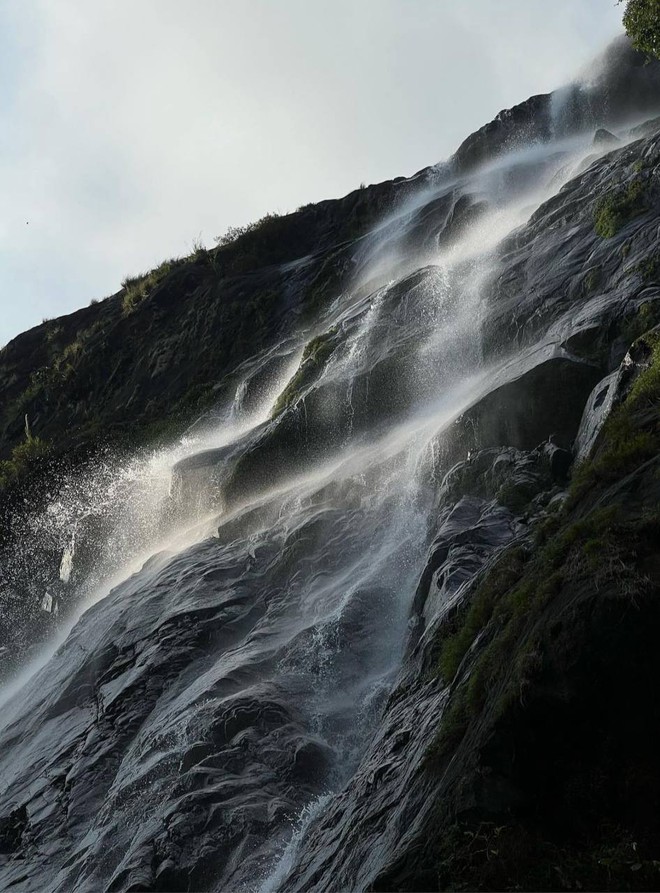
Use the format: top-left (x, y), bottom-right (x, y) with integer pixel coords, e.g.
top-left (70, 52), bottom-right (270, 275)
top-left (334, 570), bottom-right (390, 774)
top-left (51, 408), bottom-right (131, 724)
top-left (592, 127), bottom-right (620, 147)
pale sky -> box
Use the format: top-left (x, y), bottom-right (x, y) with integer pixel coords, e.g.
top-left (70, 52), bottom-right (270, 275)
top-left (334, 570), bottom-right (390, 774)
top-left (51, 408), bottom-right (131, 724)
top-left (0, 0), bottom-right (624, 346)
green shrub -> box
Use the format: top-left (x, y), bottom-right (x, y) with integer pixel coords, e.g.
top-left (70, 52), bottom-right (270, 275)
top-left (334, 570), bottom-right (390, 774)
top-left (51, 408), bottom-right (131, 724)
top-left (433, 820), bottom-right (660, 892)
top-left (620, 0), bottom-right (660, 59)
top-left (430, 690), bottom-right (471, 759)
top-left (572, 429), bottom-right (656, 500)
top-left (0, 435), bottom-right (50, 491)
top-left (627, 333), bottom-right (660, 404)
top-left (214, 213), bottom-right (282, 248)
top-left (430, 327), bottom-right (660, 762)
top-left (212, 212), bottom-right (292, 275)
top-left (121, 257), bottom-right (182, 314)
top-left (496, 480), bottom-right (538, 514)
top-left (190, 236), bottom-right (207, 259)
top-left (45, 324), bottom-right (63, 344)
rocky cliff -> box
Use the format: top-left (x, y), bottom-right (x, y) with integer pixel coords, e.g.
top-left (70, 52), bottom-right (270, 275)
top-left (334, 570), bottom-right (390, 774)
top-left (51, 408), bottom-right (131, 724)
top-left (1, 34), bottom-right (660, 893)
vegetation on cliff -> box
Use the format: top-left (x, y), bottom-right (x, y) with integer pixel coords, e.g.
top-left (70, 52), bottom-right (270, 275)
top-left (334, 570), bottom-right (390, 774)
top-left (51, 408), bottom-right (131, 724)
top-left (0, 170), bottom-right (407, 502)
top-left (271, 329), bottom-right (339, 417)
top-left (1, 43), bottom-right (660, 890)
top-left (594, 178), bottom-right (648, 238)
top-left (0, 432), bottom-right (50, 492)
top-left (621, 0), bottom-right (660, 59)
top-left (425, 327), bottom-right (660, 891)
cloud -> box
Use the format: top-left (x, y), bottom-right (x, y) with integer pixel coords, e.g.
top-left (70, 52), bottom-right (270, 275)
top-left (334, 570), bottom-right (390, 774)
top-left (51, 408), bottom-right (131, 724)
top-left (0, 0), bottom-right (623, 344)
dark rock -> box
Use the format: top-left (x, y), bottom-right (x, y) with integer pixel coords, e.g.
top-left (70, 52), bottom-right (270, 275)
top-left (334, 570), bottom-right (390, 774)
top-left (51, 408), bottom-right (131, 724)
top-left (593, 127), bottom-right (620, 147)
top-left (2, 33), bottom-right (660, 893)
top-left (540, 440), bottom-right (572, 480)
top-left (629, 113), bottom-right (660, 140)
top-left (452, 93), bottom-right (552, 174)
top-left (576, 324), bottom-right (660, 461)
top-left (277, 390), bottom-right (660, 893)
top-left (0, 805), bottom-right (28, 856)
top-left (412, 495), bottom-right (523, 629)
top-left (450, 355), bottom-right (602, 456)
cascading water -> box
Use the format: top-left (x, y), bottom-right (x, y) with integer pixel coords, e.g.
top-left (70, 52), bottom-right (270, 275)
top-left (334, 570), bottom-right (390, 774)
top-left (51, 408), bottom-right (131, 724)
top-left (0, 72), bottom-right (656, 892)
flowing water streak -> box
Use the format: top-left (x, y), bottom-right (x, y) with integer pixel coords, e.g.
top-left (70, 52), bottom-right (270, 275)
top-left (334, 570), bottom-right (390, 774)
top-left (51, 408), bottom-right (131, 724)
top-left (0, 347), bottom-right (304, 702)
top-left (252, 133), bottom-right (626, 891)
top-left (0, 129), bottom-right (634, 893)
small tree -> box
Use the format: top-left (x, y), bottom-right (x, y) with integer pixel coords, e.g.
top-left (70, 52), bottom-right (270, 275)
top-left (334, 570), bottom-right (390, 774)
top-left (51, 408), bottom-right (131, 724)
top-left (620, 0), bottom-right (660, 59)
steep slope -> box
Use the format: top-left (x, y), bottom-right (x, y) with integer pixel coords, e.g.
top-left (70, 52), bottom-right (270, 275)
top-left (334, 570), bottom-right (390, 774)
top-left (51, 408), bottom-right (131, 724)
top-left (268, 127), bottom-right (660, 893)
top-left (284, 329), bottom-right (660, 893)
top-left (0, 178), bottom-right (413, 462)
top-left (1, 37), bottom-right (657, 468)
top-left (0, 35), bottom-right (660, 893)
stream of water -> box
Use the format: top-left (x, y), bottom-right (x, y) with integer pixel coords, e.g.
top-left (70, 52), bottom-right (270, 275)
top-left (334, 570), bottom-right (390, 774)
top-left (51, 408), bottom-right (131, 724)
top-left (0, 123), bottom-right (634, 892)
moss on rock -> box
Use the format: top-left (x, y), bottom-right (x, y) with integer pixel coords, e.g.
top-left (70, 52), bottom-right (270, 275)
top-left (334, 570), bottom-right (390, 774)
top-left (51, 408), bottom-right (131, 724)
top-left (271, 328), bottom-right (339, 417)
top-left (594, 179), bottom-right (648, 238)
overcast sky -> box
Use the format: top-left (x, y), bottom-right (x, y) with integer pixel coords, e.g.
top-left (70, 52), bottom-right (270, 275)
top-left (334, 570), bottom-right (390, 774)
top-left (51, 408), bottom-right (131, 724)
top-left (0, 0), bottom-right (624, 346)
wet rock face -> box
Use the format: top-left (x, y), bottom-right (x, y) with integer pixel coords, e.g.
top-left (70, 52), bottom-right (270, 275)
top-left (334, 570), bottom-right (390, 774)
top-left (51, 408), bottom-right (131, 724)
top-left (483, 138), bottom-right (660, 358)
top-left (217, 123), bottom-right (660, 510)
top-left (0, 454), bottom-right (435, 891)
top-left (453, 356), bottom-right (602, 454)
top-left (277, 371), bottom-right (660, 893)
top-left (270, 127), bottom-right (660, 890)
top-left (588, 35), bottom-right (660, 126)
top-left (274, 495), bottom-right (528, 893)
top-left (437, 441), bottom-right (569, 520)
top-left (1, 40), bottom-right (660, 893)
top-left (412, 495), bottom-right (523, 629)
top-left (452, 93), bottom-right (553, 174)
top-left (593, 128), bottom-right (620, 148)
top-left (0, 514), bottom-right (363, 890)
top-left (452, 36), bottom-right (660, 175)
top-left (272, 443), bottom-right (567, 893)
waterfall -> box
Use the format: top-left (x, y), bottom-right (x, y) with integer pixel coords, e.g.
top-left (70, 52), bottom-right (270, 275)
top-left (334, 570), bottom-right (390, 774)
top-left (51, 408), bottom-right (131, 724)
top-left (0, 108), bottom-right (650, 893)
